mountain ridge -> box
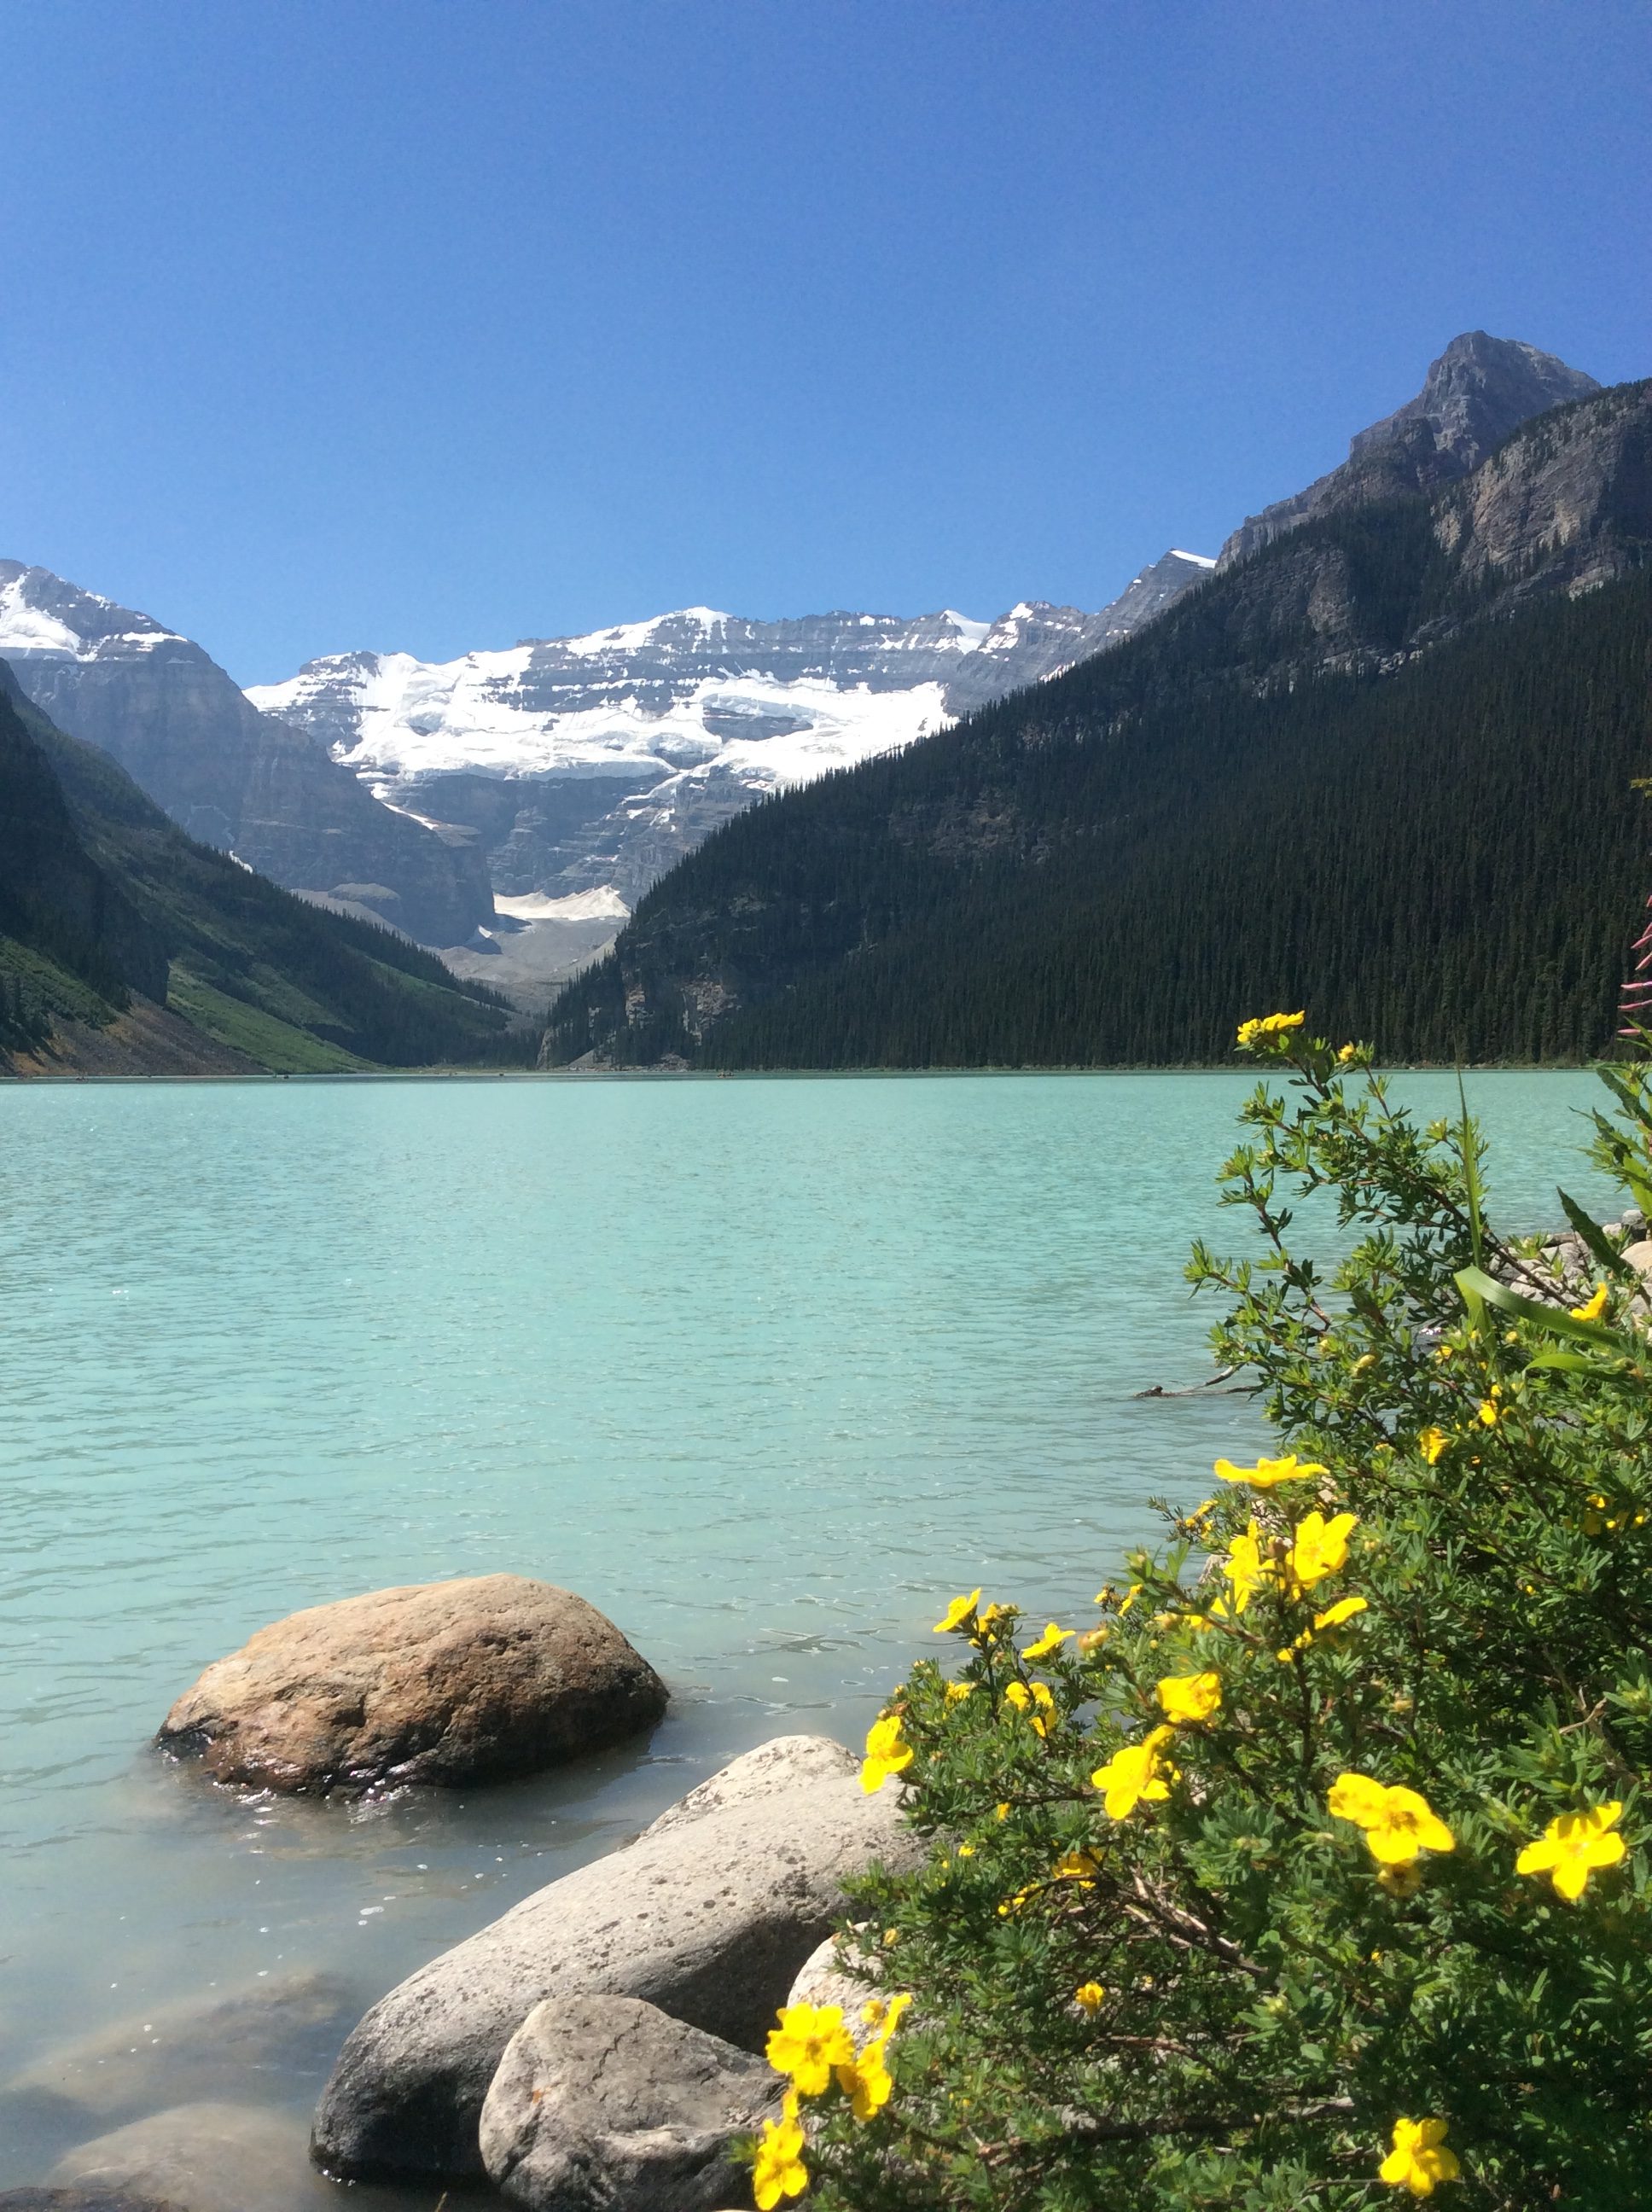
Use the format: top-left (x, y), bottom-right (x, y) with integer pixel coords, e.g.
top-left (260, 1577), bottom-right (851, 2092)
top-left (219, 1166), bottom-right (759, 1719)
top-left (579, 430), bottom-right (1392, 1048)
top-left (246, 553), bottom-right (1219, 929)
top-left (542, 354), bottom-right (1651, 1071)
top-left (0, 562), bottom-right (497, 948)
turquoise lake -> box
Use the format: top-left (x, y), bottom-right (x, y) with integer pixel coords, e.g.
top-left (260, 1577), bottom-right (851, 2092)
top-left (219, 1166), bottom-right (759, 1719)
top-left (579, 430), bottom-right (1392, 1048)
top-left (0, 1069), bottom-right (1620, 2198)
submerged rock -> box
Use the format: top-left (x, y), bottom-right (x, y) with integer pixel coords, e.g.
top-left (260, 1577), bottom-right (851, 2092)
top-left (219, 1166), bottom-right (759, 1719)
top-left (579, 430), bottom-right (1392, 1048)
top-left (157, 1575), bottom-right (667, 1793)
top-left (480, 1994), bottom-right (776, 2212)
top-left (48, 2101), bottom-right (316, 2212)
top-left (0, 2195), bottom-right (182, 2212)
top-left (311, 1732), bottom-right (922, 2181)
top-left (4, 1970), bottom-right (354, 2126)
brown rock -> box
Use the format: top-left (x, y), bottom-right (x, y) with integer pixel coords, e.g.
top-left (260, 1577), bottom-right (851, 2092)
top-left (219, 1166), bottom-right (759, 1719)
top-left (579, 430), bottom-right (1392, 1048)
top-left (157, 1575), bottom-right (666, 1793)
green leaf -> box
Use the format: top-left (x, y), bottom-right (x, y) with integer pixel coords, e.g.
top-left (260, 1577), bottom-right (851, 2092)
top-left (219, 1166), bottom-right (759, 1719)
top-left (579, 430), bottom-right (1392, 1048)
top-left (1556, 1189), bottom-right (1637, 1282)
top-left (1456, 1072), bottom-right (1485, 1269)
top-left (1454, 1264), bottom-right (1626, 1352)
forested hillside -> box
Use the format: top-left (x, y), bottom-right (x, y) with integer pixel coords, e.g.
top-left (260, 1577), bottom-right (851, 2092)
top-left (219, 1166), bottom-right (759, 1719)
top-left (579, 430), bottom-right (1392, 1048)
top-left (0, 672), bottom-right (527, 1074)
top-left (545, 380), bottom-right (1652, 1070)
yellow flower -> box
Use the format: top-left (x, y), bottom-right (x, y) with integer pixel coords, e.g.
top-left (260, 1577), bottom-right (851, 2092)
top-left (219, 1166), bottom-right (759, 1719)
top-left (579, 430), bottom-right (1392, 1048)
top-left (1417, 1427), bottom-right (1448, 1465)
top-left (1570, 1282), bottom-right (1609, 1323)
top-left (836, 2040), bottom-right (893, 2122)
top-left (1157, 1670), bottom-right (1222, 1725)
top-left (1236, 1010), bottom-right (1306, 1049)
top-left (1335, 1042), bottom-right (1359, 1065)
top-left (1515, 1802), bottom-right (1626, 1901)
top-left (1285, 1509), bottom-right (1357, 1595)
top-left (1378, 2116), bottom-right (1460, 2197)
top-left (1091, 1725), bottom-right (1179, 1819)
top-left (1276, 1593), bottom-right (1370, 1662)
top-left (1004, 1679), bottom-right (1056, 1736)
top-left (753, 2114), bottom-right (809, 2209)
top-left (1217, 1519), bottom-right (1277, 1615)
top-left (994, 1800), bottom-right (1010, 1820)
top-left (1329, 1773), bottom-right (1456, 1866)
top-left (1051, 1848), bottom-right (1101, 1883)
top-left (1076, 1626), bottom-right (1110, 1652)
top-left (1476, 1387), bottom-right (1503, 1428)
top-left (955, 1842), bottom-right (974, 1858)
top-left (934, 1588), bottom-right (982, 1633)
top-left (1022, 1621), bottom-right (1074, 1660)
top-left (1313, 1593), bottom-right (1368, 1631)
top-left (1376, 1861), bottom-right (1423, 1899)
top-left (945, 1680), bottom-right (974, 1703)
top-left (765, 2001), bottom-right (857, 2095)
top-left (1094, 1580), bottom-right (1144, 1613)
top-left (860, 1714), bottom-right (913, 1794)
top-left (1073, 1980), bottom-right (1105, 2012)
top-left (1213, 1452), bottom-right (1327, 1489)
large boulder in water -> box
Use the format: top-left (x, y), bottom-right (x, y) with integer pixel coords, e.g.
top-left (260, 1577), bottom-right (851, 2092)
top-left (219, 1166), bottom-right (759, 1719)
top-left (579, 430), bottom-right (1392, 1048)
top-left (480, 1994), bottom-right (777, 2212)
top-left (311, 1732), bottom-right (922, 2181)
top-left (156, 1575), bottom-right (667, 1792)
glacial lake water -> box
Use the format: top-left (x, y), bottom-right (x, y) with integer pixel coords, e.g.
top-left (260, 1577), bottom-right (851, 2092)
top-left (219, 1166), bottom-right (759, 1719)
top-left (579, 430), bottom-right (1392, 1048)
top-left (0, 1069), bottom-right (1619, 2203)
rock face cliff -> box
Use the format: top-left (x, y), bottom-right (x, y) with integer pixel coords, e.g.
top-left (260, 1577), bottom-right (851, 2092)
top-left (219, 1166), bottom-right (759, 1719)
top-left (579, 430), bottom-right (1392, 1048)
top-left (0, 663), bottom-right (168, 1007)
top-left (1217, 333), bottom-right (1601, 570)
top-left (247, 556), bottom-right (1216, 917)
top-left (0, 563), bottom-right (496, 947)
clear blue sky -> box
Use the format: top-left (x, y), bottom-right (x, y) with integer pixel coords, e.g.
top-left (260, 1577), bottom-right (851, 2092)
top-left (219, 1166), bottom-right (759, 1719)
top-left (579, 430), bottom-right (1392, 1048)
top-left (3, 1), bottom-right (1648, 684)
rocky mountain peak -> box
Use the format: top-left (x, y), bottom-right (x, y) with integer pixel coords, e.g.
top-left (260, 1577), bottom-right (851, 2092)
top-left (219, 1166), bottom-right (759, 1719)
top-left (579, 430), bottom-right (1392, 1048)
top-left (1217, 333), bottom-right (1601, 569)
top-left (1347, 330), bottom-right (1600, 474)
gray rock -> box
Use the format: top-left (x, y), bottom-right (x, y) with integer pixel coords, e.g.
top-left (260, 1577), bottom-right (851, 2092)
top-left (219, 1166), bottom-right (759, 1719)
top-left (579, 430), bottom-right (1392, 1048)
top-left (480, 1994), bottom-right (777, 2212)
top-left (0, 2193), bottom-right (183, 2212)
top-left (4, 1971), bottom-right (353, 2128)
top-left (783, 1933), bottom-right (881, 2029)
top-left (311, 1732), bottom-right (922, 2181)
top-left (158, 1575), bottom-right (667, 1794)
top-left (48, 2102), bottom-right (317, 2212)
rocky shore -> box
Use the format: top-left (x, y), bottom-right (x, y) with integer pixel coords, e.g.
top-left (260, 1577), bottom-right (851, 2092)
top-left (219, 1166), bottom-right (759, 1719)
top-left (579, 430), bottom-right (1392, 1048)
top-left (3, 1575), bottom-right (917, 2212)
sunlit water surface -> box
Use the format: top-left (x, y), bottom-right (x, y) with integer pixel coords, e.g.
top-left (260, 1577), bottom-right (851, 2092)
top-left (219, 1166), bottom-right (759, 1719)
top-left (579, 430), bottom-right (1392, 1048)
top-left (0, 1071), bottom-right (1614, 2202)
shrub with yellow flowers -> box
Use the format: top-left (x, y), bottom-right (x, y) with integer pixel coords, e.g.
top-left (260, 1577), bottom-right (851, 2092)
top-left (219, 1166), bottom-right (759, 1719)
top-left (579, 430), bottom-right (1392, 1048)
top-left (752, 1022), bottom-right (1652, 2210)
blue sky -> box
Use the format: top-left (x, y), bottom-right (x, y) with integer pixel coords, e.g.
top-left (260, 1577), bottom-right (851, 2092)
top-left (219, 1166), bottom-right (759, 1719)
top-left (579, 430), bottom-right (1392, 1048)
top-left (3, 1), bottom-right (1648, 684)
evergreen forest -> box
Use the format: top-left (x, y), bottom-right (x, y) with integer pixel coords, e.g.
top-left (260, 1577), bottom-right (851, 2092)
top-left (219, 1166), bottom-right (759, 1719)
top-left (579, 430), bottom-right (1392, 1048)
top-left (546, 525), bottom-right (1652, 1070)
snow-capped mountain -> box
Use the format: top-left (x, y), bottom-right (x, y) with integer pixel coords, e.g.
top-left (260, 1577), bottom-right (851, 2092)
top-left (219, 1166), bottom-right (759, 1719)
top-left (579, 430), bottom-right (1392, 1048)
top-left (247, 552), bottom-right (1215, 926)
top-left (0, 561), bottom-right (495, 946)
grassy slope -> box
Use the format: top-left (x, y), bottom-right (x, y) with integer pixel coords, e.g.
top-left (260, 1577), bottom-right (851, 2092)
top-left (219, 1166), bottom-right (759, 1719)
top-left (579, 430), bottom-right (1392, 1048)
top-left (1, 678), bottom-right (529, 1072)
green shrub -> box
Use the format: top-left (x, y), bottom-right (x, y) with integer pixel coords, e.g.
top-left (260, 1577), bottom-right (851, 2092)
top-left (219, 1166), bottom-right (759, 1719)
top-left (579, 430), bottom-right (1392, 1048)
top-left (755, 1019), bottom-right (1652, 2210)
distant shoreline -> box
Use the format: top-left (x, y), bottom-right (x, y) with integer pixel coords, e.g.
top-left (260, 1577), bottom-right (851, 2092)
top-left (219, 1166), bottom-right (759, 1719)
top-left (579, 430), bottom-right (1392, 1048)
top-left (0, 1060), bottom-right (1604, 1087)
